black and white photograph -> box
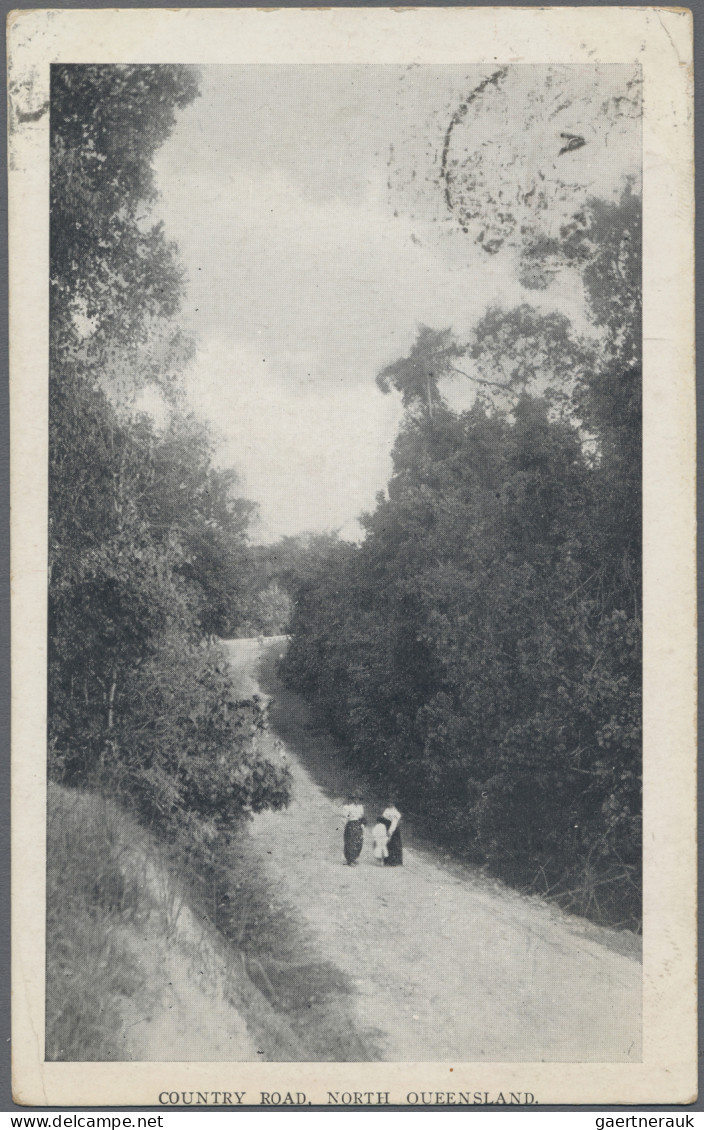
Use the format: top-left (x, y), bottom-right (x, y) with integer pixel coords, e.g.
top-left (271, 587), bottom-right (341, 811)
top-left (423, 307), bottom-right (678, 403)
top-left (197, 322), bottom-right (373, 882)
top-left (9, 6), bottom-right (695, 1108)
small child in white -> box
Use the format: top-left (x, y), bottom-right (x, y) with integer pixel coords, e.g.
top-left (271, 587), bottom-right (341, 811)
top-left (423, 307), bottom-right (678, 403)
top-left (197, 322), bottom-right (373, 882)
top-left (372, 817), bottom-right (389, 864)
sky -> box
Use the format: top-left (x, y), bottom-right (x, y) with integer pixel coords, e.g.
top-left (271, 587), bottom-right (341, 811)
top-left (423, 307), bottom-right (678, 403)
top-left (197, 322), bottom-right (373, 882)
top-left (150, 65), bottom-right (641, 543)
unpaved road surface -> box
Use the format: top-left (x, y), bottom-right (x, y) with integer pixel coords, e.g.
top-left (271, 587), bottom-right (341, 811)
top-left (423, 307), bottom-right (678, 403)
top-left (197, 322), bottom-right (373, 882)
top-left (224, 637), bottom-right (641, 1063)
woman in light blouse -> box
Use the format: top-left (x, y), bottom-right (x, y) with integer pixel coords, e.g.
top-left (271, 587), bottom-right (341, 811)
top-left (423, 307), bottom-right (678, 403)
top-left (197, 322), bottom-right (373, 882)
top-left (382, 801), bottom-right (403, 866)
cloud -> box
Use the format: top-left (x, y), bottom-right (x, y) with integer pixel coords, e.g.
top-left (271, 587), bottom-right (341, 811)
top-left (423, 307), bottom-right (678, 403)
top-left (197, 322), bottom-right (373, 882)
top-left (157, 153), bottom-right (523, 362)
top-left (150, 64), bottom-right (637, 540)
top-left (184, 337), bottom-right (403, 542)
top-left (160, 158), bottom-right (588, 540)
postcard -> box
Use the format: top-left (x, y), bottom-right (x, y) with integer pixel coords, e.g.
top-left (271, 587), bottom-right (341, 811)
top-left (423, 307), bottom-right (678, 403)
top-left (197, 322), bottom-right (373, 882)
top-left (9, 6), bottom-right (695, 1108)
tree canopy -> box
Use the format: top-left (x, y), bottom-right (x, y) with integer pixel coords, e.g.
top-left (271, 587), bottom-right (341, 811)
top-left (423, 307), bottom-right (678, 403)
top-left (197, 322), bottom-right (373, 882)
top-left (51, 65), bottom-right (199, 355)
top-left (49, 64), bottom-right (291, 837)
top-left (283, 186), bottom-right (641, 927)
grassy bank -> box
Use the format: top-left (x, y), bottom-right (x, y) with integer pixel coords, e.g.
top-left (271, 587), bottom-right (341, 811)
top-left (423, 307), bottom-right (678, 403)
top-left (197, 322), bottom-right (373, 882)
top-left (191, 827), bottom-right (379, 1061)
top-left (46, 785), bottom-right (149, 1060)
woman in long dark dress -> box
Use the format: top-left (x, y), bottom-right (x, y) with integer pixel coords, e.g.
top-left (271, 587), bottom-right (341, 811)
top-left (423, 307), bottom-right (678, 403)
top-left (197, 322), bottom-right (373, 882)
top-left (382, 801), bottom-right (403, 866)
top-left (342, 793), bottom-right (365, 865)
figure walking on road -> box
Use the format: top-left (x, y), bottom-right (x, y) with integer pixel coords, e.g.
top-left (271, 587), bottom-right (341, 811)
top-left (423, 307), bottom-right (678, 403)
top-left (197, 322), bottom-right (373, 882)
top-left (342, 793), bottom-right (365, 865)
top-left (372, 816), bottom-right (390, 865)
top-left (382, 801), bottom-right (403, 866)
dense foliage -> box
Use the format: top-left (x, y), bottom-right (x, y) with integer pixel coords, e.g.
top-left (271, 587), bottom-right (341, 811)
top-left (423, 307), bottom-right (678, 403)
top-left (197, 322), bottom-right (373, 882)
top-left (238, 536), bottom-right (350, 637)
top-left (49, 64), bottom-right (290, 836)
top-left (283, 191), bottom-right (641, 927)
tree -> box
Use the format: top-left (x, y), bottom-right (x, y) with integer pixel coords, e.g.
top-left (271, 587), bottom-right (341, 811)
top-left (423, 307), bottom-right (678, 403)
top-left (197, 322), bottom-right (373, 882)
top-left (253, 582), bottom-right (293, 637)
top-left (51, 64), bottom-right (199, 358)
top-left (284, 181), bottom-right (642, 926)
top-left (49, 64), bottom-right (291, 829)
top-left (467, 305), bottom-right (594, 413)
top-left (376, 326), bottom-right (460, 417)
top-left (140, 411), bottom-right (256, 637)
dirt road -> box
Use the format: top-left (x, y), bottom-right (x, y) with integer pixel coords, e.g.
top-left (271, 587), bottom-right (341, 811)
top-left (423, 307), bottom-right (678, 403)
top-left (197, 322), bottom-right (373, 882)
top-left (223, 637), bottom-right (641, 1063)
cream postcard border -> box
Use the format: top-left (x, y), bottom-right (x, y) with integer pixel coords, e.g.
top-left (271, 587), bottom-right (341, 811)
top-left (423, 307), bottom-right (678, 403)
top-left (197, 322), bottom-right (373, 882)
top-left (9, 6), bottom-right (696, 1108)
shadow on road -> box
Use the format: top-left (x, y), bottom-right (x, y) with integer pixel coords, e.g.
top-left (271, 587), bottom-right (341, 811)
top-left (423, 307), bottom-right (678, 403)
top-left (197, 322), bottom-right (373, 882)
top-left (257, 641), bottom-right (400, 831)
top-left (256, 638), bottom-right (642, 967)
